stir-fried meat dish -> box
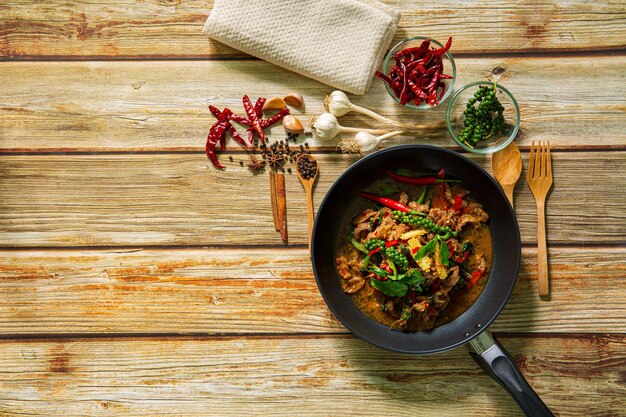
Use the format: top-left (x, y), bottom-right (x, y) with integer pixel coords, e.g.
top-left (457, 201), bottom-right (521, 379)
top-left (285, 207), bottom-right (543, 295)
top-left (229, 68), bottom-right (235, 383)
top-left (335, 169), bottom-right (492, 331)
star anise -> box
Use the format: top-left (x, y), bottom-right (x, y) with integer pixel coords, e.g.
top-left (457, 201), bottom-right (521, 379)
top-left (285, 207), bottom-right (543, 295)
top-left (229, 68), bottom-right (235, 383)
top-left (266, 149), bottom-right (285, 171)
top-left (247, 155), bottom-right (266, 172)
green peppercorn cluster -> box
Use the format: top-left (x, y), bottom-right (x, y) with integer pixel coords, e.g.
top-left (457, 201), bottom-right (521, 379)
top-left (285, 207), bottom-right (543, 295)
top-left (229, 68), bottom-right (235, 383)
top-left (385, 246), bottom-right (408, 272)
top-left (365, 239), bottom-right (385, 252)
top-left (392, 210), bottom-right (457, 237)
top-left (459, 85), bottom-right (505, 147)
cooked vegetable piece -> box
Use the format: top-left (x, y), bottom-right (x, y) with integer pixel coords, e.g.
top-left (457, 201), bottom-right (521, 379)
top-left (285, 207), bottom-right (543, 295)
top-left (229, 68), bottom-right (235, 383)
top-left (371, 279), bottom-right (408, 297)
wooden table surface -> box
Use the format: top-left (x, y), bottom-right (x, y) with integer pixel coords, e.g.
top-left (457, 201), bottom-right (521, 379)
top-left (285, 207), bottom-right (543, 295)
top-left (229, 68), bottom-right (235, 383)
top-left (1, 1), bottom-right (625, 416)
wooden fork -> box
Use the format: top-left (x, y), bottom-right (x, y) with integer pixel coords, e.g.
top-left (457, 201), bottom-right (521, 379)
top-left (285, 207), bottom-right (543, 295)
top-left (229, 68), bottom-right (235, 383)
top-left (527, 141), bottom-right (553, 298)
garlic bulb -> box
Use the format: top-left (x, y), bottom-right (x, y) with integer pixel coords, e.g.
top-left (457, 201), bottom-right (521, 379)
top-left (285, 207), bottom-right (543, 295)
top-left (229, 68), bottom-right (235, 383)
top-left (325, 90), bottom-right (440, 130)
top-left (311, 113), bottom-right (389, 141)
top-left (339, 131), bottom-right (406, 155)
top-left (324, 90), bottom-right (353, 117)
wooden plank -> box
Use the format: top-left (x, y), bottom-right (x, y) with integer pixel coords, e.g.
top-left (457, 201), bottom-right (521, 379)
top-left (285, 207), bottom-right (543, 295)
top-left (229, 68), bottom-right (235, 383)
top-left (0, 152), bottom-right (624, 247)
top-left (0, 334), bottom-right (623, 416)
top-left (0, 247), bottom-right (624, 335)
top-left (1, 0), bottom-right (625, 59)
top-left (1, 57), bottom-right (625, 151)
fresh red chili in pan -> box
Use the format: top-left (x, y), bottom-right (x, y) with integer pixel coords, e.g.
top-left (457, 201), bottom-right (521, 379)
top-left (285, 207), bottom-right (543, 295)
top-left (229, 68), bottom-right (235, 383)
top-left (359, 192), bottom-right (412, 213)
top-left (387, 170), bottom-right (461, 185)
top-left (385, 240), bottom-right (400, 247)
top-left (388, 171), bottom-right (438, 185)
top-left (454, 195), bottom-right (463, 211)
top-left (467, 270), bottom-right (484, 286)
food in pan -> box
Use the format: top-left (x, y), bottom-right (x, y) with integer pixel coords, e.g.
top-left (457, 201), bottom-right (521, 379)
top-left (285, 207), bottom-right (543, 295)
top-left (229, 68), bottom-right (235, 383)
top-left (335, 168), bottom-right (492, 331)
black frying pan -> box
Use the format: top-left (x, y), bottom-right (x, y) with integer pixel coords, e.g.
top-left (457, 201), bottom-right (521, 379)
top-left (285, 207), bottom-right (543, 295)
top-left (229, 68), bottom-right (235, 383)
top-left (311, 145), bottom-right (553, 416)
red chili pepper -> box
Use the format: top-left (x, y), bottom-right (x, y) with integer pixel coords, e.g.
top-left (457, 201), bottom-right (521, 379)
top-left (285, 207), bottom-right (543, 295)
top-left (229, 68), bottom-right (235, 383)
top-left (261, 108), bottom-right (290, 127)
top-left (411, 246), bottom-right (420, 255)
top-left (368, 247), bottom-right (381, 257)
top-left (254, 97), bottom-right (266, 115)
top-left (375, 70), bottom-right (393, 87)
top-left (436, 81), bottom-right (447, 105)
top-left (432, 37), bottom-right (452, 58)
top-left (388, 171), bottom-right (437, 185)
top-left (242, 95), bottom-right (264, 144)
top-left (376, 37), bottom-right (453, 108)
top-left (205, 108), bottom-right (233, 169)
top-left (393, 39), bottom-right (430, 59)
top-left (447, 241), bottom-right (455, 255)
top-left (359, 192), bottom-right (411, 213)
top-left (467, 270), bottom-right (484, 286)
top-left (454, 251), bottom-right (469, 264)
top-left (454, 195), bottom-right (463, 211)
top-left (208, 106), bottom-right (250, 150)
top-left (385, 240), bottom-right (399, 247)
top-left (205, 132), bottom-right (225, 170)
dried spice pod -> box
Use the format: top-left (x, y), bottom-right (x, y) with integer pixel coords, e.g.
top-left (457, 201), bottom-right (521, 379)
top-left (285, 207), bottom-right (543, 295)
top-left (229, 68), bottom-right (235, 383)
top-left (283, 114), bottom-right (305, 135)
top-left (263, 97), bottom-right (288, 111)
top-left (283, 93), bottom-right (305, 110)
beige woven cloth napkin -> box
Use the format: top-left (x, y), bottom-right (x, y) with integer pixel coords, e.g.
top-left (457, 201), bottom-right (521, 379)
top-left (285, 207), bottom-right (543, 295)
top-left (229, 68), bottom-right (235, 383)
top-left (203, 0), bottom-right (401, 95)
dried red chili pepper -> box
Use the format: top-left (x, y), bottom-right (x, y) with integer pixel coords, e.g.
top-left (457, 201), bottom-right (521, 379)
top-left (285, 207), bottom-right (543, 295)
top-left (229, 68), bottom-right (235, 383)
top-left (261, 108), bottom-right (290, 127)
top-left (205, 134), bottom-right (224, 169)
top-left (205, 107), bottom-right (233, 168)
top-left (376, 37), bottom-right (453, 107)
top-left (208, 105), bottom-right (250, 150)
top-left (242, 95), bottom-right (264, 144)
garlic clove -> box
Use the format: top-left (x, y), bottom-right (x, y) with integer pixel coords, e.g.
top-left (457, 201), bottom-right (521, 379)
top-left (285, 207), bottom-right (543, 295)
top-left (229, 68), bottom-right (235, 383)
top-left (263, 97), bottom-right (288, 111)
top-left (282, 115), bottom-right (305, 134)
top-left (283, 93), bottom-right (305, 110)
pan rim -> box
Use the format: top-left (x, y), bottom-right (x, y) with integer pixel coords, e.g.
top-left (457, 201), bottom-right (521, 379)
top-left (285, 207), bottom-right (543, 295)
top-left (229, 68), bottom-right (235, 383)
top-left (311, 144), bottom-right (521, 354)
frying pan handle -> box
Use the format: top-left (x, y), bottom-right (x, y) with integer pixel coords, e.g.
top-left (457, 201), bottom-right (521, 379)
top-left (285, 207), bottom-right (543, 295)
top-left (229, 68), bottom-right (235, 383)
top-left (468, 331), bottom-right (554, 417)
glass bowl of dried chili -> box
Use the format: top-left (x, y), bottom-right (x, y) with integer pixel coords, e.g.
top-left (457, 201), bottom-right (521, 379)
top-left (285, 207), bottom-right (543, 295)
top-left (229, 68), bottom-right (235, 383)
top-left (378, 36), bottom-right (456, 110)
top-left (446, 81), bottom-right (520, 154)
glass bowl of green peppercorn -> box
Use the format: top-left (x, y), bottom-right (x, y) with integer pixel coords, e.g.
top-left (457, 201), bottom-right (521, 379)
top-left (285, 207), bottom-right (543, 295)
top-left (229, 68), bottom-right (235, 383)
top-left (445, 81), bottom-right (520, 154)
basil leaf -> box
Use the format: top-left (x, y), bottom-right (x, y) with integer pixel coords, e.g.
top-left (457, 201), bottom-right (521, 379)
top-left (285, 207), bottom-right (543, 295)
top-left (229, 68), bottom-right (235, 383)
top-left (368, 266), bottom-right (389, 277)
top-left (399, 269), bottom-right (425, 286)
top-left (350, 238), bottom-right (368, 254)
top-left (370, 279), bottom-right (408, 298)
top-left (377, 181), bottom-right (399, 197)
top-left (413, 239), bottom-right (437, 260)
top-left (439, 240), bottom-right (449, 267)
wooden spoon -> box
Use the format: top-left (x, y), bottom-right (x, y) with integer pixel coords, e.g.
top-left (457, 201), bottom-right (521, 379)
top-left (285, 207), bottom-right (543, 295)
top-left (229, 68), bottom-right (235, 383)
top-left (296, 154), bottom-right (319, 249)
top-left (492, 142), bottom-right (522, 208)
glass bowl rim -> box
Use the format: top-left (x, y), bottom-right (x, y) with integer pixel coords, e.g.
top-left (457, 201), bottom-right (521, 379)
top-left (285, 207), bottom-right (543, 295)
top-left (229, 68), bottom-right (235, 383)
top-left (445, 81), bottom-right (520, 154)
top-left (382, 35), bottom-right (457, 110)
